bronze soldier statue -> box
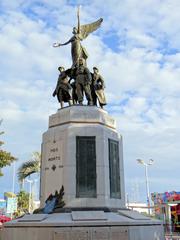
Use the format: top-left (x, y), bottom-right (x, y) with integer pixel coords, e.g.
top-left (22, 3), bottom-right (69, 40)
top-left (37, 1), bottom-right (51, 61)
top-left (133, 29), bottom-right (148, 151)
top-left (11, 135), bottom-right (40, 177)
top-left (75, 58), bottom-right (93, 105)
top-left (53, 66), bottom-right (73, 108)
top-left (91, 67), bottom-right (106, 109)
top-left (53, 7), bottom-right (103, 67)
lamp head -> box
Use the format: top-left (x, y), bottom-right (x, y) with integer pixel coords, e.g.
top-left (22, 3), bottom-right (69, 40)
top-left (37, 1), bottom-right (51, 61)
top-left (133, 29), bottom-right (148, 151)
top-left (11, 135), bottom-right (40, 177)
top-left (148, 159), bottom-right (154, 165)
top-left (137, 159), bottom-right (144, 165)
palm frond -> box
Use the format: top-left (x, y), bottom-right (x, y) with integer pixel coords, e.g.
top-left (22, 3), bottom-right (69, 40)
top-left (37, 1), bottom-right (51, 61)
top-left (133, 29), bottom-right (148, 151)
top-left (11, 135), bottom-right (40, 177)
top-left (18, 160), bottom-right (40, 182)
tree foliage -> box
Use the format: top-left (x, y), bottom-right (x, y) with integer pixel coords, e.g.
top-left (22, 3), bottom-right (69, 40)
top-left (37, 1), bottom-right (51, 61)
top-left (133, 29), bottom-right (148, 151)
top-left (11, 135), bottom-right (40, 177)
top-left (14, 190), bottom-right (29, 217)
top-left (17, 151), bottom-right (41, 182)
top-left (0, 120), bottom-right (16, 176)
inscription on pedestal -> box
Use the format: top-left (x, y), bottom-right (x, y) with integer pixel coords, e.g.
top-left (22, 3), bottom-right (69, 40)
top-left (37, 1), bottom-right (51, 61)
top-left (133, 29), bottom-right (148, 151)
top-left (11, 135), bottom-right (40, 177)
top-left (50, 147), bottom-right (58, 152)
top-left (48, 156), bottom-right (60, 161)
top-left (110, 227), bottom-right (128, 240)
top-left (54, 227), bottom-right (129, 240)
top-left (76, 136), bottom-right (96, 198)
top-left (48, 147), bottom-right (60, 161)
top-left (42, 139), bottom-right (64, 203)
top-left (92, 228), bottom-right (109, 240)
top-left (45, 143), bottom-right (62, 172)
top-left (109, 139), bottom-right (121, 199)
top-left (45, 142), bottom-right (62, 169)
top-left (71, 229), bottom-right (89, 240)
top-left (54, 231), bottom-right (69, 240)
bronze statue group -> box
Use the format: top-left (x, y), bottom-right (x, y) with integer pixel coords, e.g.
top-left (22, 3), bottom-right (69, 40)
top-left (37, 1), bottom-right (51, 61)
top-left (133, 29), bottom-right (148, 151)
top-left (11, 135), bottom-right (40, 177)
top-left (53, 7), bottom-right (106, 109)
top-left (53, 58), bottom-right (106, 109)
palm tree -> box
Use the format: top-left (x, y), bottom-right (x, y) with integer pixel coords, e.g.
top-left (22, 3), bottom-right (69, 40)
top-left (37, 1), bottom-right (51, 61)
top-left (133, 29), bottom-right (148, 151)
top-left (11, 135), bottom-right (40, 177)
top-left (18, 152), bottom-right (41, 182)
top-left (16, 190), bottom-right (30, 216)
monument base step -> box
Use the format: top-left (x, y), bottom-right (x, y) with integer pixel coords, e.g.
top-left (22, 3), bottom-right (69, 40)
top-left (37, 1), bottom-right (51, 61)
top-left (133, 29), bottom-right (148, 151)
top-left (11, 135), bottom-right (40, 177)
top-left (2, 210), bottom-right (164, 240)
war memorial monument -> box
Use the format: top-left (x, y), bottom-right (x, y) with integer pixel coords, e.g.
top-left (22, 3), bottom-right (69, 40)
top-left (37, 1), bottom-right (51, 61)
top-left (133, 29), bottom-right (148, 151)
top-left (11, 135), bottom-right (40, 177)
top-left (2, 7), bottom-right (164, 240)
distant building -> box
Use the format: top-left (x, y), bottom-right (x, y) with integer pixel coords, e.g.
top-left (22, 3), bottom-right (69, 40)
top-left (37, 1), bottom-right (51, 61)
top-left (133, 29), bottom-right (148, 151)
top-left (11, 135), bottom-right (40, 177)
top-left (126, 202), bottom-right (149, 214)
top-left (4, 192), bottom-right (17, 216)
top-left (0, 199), bottom-right (6, 215)
top-left (151, 191), bottom-right (180, 232)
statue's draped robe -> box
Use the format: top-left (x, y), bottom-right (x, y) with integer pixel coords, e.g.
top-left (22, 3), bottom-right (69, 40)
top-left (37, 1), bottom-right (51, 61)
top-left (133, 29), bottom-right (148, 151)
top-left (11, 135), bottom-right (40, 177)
top-left (92, 73), bottom-right (106, 105)
top-left (71, 35), bottom-right (88, 67)
top-left (70, 18), bottom-right (103, 67)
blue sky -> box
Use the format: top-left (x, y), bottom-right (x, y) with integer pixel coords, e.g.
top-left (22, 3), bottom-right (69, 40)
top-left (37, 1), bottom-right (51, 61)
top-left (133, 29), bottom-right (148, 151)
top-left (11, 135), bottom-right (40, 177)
top-left (0, 0), bottom-right (180, 203)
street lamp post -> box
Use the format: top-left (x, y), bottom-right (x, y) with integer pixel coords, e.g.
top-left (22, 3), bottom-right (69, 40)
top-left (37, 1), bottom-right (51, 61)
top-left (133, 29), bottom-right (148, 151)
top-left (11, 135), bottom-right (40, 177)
top-left (136, 159), bottom-right (154, 215)
top-left (12, 162), bottom-right (16, 193)
top-left (25, 178), bottom-right (33, 213)
top-left (25, 178), bottom-right (39, 213)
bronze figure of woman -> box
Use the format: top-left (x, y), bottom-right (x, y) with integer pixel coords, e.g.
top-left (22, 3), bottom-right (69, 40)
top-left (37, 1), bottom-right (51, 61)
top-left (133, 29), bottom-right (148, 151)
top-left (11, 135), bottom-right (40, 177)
top-left (53, 7), bottom-right (103, 67)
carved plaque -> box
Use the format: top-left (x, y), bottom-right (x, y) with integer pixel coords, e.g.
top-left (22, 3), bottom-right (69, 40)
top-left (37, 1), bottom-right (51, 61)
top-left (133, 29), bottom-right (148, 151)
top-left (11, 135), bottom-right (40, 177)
top-left (70, 229), bottom-right (89, 240)
top-left (72, 211), bottom-right (107, 221)
top-left (18, 214), bottom-right (47, 222)
top-left (53, 227), bottom-right (128, 240)
top-left (110, 228), bottom-right (128, 240)
top-left (108, 139), bottom-right (121, 199)
top-left (118, 210), bottom-right (151, 220)
top-left (92, 228), bottom-right (109, 240)
top-left (76, 136), bottom-right (96, 198)
top-left (54, 231), bottom-right (69, 240)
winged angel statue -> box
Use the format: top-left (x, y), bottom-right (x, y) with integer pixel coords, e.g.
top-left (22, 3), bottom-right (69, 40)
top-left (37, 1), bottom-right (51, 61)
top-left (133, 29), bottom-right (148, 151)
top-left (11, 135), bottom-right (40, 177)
top-left (53, 7), bottom-right (103, 67)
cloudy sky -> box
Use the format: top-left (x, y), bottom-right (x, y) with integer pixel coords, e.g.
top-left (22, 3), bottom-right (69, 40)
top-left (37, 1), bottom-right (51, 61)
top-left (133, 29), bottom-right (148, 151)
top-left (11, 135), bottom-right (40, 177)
top-left (0, 0), bottom-right (180, 203)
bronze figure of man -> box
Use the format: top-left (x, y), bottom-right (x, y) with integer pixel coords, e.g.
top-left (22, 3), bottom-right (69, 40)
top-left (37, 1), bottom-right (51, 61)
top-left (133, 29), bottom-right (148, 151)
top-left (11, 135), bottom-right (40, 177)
top-left (91, 67), bottom-right (106, 109)
top-left (75, 58), bottom-right (93, 105)
top-left (53, 66), bottom-right (73, 108)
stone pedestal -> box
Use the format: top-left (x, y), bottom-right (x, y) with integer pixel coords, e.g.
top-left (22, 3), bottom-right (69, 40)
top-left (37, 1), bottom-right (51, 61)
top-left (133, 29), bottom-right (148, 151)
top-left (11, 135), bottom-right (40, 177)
top-left (2, 106), bottom-right (164, 240)
top-left (2, 211), bottom-right (164, 240)
top-left (40, 105), bottom-right (125, 209)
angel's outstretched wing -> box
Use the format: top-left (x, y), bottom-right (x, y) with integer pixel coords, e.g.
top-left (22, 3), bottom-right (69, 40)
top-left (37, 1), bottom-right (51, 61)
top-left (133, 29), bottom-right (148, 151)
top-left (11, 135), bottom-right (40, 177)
top-left (80, 18), bottom-right (103, 40)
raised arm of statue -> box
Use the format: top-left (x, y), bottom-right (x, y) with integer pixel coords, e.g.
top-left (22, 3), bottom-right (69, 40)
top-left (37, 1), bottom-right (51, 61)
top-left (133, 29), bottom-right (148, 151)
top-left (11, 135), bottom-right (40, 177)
top-left (53, 39), bottom-right (72, 48)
